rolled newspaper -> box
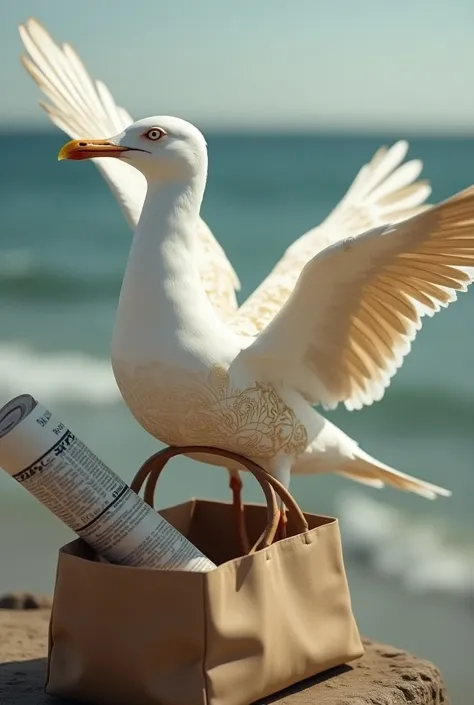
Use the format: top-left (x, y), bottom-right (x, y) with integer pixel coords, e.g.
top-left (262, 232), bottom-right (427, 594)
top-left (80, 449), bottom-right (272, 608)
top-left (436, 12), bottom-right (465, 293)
top-left (0, 394), bottom-right (216, 572)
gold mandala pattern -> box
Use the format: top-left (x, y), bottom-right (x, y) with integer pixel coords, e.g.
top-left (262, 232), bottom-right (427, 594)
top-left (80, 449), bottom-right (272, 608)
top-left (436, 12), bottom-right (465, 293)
top-left (113, 362), bottom-right (308, 459)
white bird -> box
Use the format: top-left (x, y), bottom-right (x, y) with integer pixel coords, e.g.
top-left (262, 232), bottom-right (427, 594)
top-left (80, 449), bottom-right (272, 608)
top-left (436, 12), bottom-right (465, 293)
top-left (20, 18), bottom-right (440, 548)
top-left (58, 116), bottom-right (474, 544)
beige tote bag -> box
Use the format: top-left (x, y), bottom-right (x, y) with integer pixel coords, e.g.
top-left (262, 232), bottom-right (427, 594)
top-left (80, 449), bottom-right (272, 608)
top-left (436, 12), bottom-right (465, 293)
top-left (46, 445), bottom-right (363, 705)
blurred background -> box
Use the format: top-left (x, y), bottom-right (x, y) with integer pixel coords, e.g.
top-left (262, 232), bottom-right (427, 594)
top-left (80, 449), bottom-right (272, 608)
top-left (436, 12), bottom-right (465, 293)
top-left (0, 0), bottom-right (473, 701)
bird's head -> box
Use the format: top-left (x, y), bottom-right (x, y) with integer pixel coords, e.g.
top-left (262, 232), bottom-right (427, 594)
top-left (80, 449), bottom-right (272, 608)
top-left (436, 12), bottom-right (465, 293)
top-left (58, 116), bottom-right (207, 183)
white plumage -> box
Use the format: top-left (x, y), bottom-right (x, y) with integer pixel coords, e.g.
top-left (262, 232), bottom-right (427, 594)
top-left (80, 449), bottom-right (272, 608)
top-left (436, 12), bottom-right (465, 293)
top-left (23, 19), bottom-right (470, 548)
top-left (58, 115), bottom-right (474, 501)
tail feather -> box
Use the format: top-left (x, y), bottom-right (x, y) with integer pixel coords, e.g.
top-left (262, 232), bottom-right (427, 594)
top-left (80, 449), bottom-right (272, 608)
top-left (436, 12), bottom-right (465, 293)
top-left (338, 448), bottom-right (451, 499)
top-left (336, 471), bottom-right (385, 489)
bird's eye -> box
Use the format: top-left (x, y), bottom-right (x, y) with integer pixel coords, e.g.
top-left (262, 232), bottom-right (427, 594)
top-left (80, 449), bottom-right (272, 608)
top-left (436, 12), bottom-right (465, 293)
top-left (144, 128), bottom-right (166, 141)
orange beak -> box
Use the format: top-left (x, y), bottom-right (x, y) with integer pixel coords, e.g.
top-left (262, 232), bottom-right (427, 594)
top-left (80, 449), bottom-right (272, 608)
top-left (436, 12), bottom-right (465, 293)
top-left (58, 138), bottom-right (128, 161)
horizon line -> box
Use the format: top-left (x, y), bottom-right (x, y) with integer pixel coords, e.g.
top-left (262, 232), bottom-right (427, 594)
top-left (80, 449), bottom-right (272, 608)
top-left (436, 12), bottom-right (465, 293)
top-left (0, 123), bottom-right (473, 140)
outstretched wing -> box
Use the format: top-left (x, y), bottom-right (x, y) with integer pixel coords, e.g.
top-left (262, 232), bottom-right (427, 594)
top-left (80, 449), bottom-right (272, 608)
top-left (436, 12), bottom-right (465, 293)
top-left (238, 187), bottom-right (474, 411)
top-left (231, 140), bottom-right (431, 336)
top-left (19, 17), bottom-right (240, 321)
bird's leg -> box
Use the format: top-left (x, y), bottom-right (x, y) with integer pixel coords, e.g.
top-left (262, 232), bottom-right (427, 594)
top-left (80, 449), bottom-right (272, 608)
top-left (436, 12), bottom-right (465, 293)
top-left (271, 458), bottom-right (292, 542)
top-left (228, 469), bottom-right (250, 555)
top-left (277, 506), bottom-right (288, 540)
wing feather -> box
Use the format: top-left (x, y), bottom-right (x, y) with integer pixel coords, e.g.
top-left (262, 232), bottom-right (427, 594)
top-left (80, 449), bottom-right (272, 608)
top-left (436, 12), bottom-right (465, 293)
top-left (238, 187), bottom-right (474, 411)
top-left (231, 140), bottom-right (431, 337)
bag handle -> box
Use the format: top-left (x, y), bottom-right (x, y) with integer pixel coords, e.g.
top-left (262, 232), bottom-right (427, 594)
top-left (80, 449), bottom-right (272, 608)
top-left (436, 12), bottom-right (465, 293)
top-left (130, 445), bottom-right (308, 553)
top-left (132, 448), bottom-right (279, 551)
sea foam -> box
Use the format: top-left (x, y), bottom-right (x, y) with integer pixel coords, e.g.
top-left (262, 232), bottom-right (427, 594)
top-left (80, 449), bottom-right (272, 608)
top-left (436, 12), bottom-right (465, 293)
top-left (336, 491), bottom-right (474, 601)
top-left (0, 342), bottom-right (119, 406)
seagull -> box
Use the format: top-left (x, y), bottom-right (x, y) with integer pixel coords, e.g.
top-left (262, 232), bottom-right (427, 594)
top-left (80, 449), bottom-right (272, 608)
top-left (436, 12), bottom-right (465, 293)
top-left (20, 18), bottom-right (439, 549)
top-left (58, 116), bottom-right (474, 545)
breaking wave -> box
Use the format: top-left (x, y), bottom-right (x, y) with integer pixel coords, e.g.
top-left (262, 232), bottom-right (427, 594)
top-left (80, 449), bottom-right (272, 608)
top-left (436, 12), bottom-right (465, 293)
top-left (0, 342), bottom-right (120, 406)
top-left (0, 249), bottom-right (120, 302)
top-left (336, 491), bottom-right (474, 602)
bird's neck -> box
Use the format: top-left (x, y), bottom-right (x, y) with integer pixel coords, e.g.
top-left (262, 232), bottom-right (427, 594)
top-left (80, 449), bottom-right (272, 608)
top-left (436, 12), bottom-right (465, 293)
top-left (112, 175), bottom-right (221, 360)
top-left (140, 174), bottom-right (203, 248)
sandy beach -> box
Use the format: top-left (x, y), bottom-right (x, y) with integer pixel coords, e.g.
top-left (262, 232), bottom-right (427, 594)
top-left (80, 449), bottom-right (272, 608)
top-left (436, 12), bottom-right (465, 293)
top-left (0, 601), bottom-right (51, 705)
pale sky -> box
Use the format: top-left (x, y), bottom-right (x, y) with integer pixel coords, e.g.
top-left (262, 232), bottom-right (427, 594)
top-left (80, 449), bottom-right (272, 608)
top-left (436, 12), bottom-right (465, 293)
top-left (0, 0), bottom-right (473, 133)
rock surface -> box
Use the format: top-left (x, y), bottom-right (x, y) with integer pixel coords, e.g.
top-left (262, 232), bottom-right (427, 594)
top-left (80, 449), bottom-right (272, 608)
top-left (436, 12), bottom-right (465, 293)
top-left (0, 592), bottom-right (52, 610)
top-left (0, 604), bottom-right (449, 704)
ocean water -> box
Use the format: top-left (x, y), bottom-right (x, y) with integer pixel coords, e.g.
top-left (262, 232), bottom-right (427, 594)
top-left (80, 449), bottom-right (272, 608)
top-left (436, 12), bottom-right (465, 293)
top-left (0, 130), bottom-right (473, 701)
